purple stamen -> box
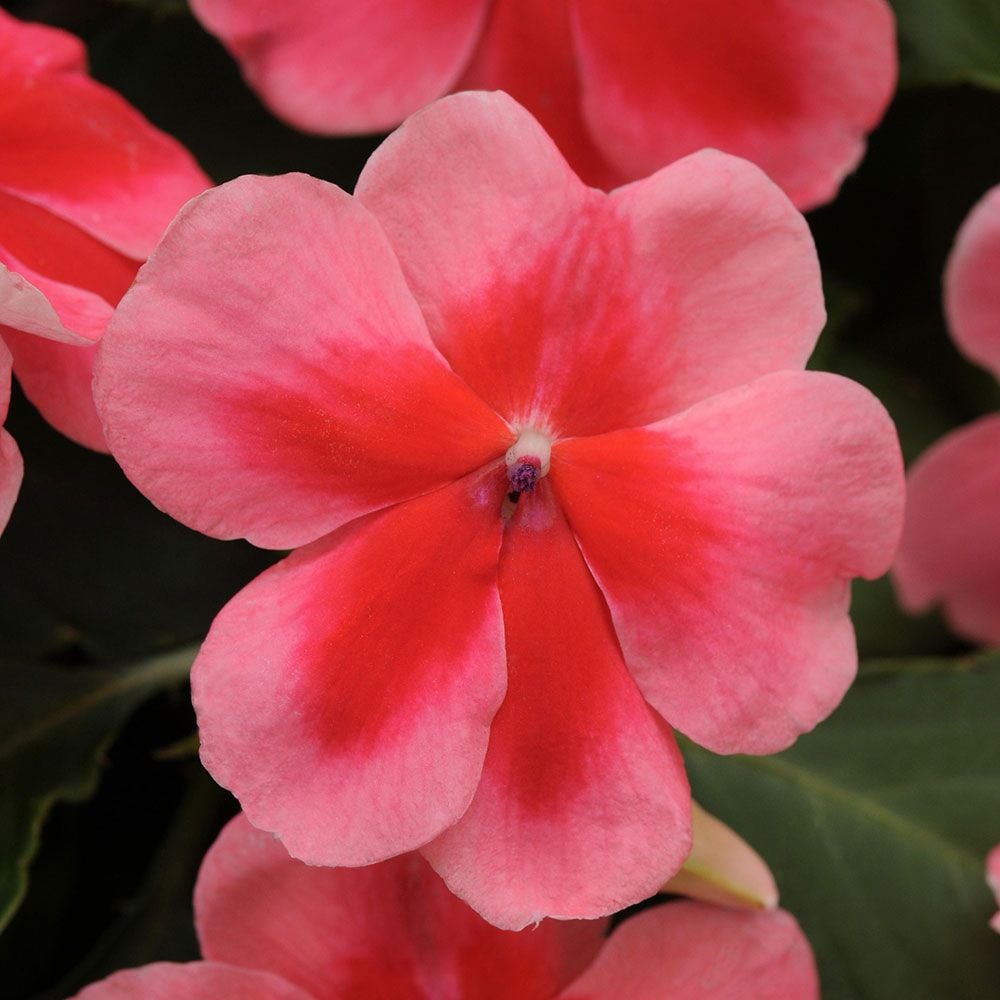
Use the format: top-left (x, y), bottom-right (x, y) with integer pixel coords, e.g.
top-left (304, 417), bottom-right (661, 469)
top-left (508, 458), bottom-right (540, 494)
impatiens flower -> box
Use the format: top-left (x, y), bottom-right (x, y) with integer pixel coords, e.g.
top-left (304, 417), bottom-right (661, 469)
top-left (95, 92), bottom-right (904, 928)
top-left (894, 184), bottom-right (1000, 646)
top-left (988, 845), bottom-right (1000, 933)
top-left (0, 9), bottom-right (209, 450)
top-left (188, 0), bottom-right (896, 209)
top-left (72, 813), bottom-right (820, 999)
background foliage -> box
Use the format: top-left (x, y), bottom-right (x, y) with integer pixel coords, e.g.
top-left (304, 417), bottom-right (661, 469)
top-left (0, 1), bottom-right (999, 997)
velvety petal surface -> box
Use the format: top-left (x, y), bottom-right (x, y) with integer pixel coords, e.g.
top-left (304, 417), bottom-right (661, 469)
top-left (189, 0), bottom-right (489, 133)
top-left (894, 415), bottom-right (1000, 646)
top-left (0, 10), bottom-right (208, 259)
top-left (96, 173), bottom-right (511, 550)
top-left (457, 0), bottom-right (618, 188)
top-left (425, 484), bottom-right (691, 930)
top-left (72, 962), bottom-right (312, 1000)
top-left (558, 902), bottom-right (819, 999)
top-left (573, 0), bottom-right (896, 209)
top-left (359, 94), bottom-right (824, 436)
top-left (944, 184), bottom-right (1000, 380)
top-left (552, 371), bottom-right (904, 755)
top-left (193, 473), bottom-right (507, 867)
top-left (195, 815), bottom-right (606, 1000)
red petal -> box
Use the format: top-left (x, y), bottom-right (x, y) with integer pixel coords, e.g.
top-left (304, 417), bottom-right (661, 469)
top-left (558, 902), bottom-right (818, 999)
top-left (195, 814), bottom-right (605, 1000)
top-left (359, 95), bottom-right (823, 436)
top-left (573, 0), bottom-right (896, 209)
top-left (193, 474), bottom-right (507, 867)
top-left (96, 173), bottom-right (511, 550)
top-left (425, 484), bottom-right (691, 929)
top-left (0, 10), bottom-right (208, 259)
top-left (552, 371), bottom-right (903, 755)
top-left (190, 0), bottom-right (489, 133)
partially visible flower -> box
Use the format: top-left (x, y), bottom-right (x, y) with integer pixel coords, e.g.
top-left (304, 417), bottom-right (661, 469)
top-left (0, 339), bottom-right (23, 535)
top-left (988, 845), bottom-right (1000, 934)
top-left (95, 92), bottom-right (904, 928)
top-left (894, 184), bottom-right (1000, 646)
top-left (72, 813), bottom-right (820, 1000)
top-left (0, 10), bottom-right (209, 450)
top-left (189, 0), bottom-right (896, 209)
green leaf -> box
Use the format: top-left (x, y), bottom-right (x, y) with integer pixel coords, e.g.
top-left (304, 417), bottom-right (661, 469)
top-left (892, 0), bottom-right (1000, 90)
top-left (0, 648), bottom-right (196, 933)
top-left (683, 655), bottom-right (1000, 1000)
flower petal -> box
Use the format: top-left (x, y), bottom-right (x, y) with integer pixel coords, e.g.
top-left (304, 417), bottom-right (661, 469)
top-left (359, 96), bottom-right (823, 434)
top-left (425, 484), bottom-right (691, 929)
top-left (71, 961), bottom-right (312, 1000)
top-left (0, 340), bottom-right (23, 536)
top-left (2, 328), bottom-right (103, 450)
top-left (893, 415), bottom-right (1000, 647)
top-left (944, 184), bottom-right (1000, 381)
top-left (0, 259), bottom-right (103, 346)
top-left (987, 845), bottom-right (1000, 934)
top-left (0, 10), bottom-right (208, 259)
top-left (195, 814), bottom-right (606, 1000)
top-left (193, 473), bottom-right (507, 867)
top-left (457, 0), bottom-right (619, 188)
top-left (572, 0), bottom-right (896, 210)
top-left (552, 371), bottom-right (904, 755)
top-left (557, 902), bottom-right (818, 1000)
top-left (189, 0), bottom-right (489, 133)
top-left (96, 173), bottom-right (511, 550)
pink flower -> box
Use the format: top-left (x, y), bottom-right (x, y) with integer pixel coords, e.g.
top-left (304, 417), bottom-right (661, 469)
top-left (95, 92), bottom-right (904, 928)
top-left (189, 0), bottom-right (896, 209)
top-left (0, 10), bottom-right (209, 451)
top-left (72, 813), bottom-right (820, 1000)
top-left (894, 184), bottom-right (1000, 646)
top-left (988, 846), bottom-right (1000, 934)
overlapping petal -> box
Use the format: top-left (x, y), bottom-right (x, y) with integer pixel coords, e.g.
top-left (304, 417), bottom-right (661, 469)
top-left (558, 902), bottom-right (819, 999)
top-left (193, 473), bottom-right (508, 867)
top-left (95, 173), bottom-right (511, 550)
top-left (359, 94), bottom-right (824, 437)
top-left (195, 814), bottom-right (606, 1000)
top-left (189, 0), bottom-right (489, 133)
top-left (552, 371), bottom-right (903, 754)
top-left (72, 961), bottom-right (312, 1000)
top-left (944, 184), bottom-right (1000, 380)
top-left (894, 415), bottom-right (1000, 646)
top-left (573, 0), bottom-right (896, 209)
top-left (988, 845), bottom-right (1000, 933)
top-left (0, 10), bottom-right (208, 260)
top-left (425, 486), bottom-right (691, 930)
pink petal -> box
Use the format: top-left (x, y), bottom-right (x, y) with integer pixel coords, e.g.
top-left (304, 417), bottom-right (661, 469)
top-left (189, 0), bottom-right (489, 133)
top-left (358, 93), bottom-right (823, 436)
top-left (552, 371), bottom-right (904, 755)
top-left (195, 814), bottom-right (606, 1000)
top-left (95, 173), bottom-right (511, 550)
top-left (893, 415), bottom-right (1000, 647)
top-left (573, 0), bottom-right (896, 210)
top-left (944, 184), bottom-right (1000, 380)
top-left (0, 10), bottom-right (208, 260)
top-left (988, 845), bottom-right (1000, 934)
top-left (557, 902), bottom-right (818, 999)
top-left (193, 473), bottom-right (507, 867)
top-left (0, 340), bottom-right (23, 536)
top-left (457, 0), bottom-right (619, 188)
top-left (71, 961), bottom-right (312, 1000)
top-left (2, 328), bottom-right (103, 451)
top-left (425, 484), bottom-right (691, 929)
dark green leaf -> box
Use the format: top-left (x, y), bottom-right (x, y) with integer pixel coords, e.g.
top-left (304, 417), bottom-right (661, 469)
top-left (684, 655), bottom-right (1000, 1000)
top-left (0, 648), bottom-right (195, 933)
top-left (892, 0), bottom-right (1000, 90)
